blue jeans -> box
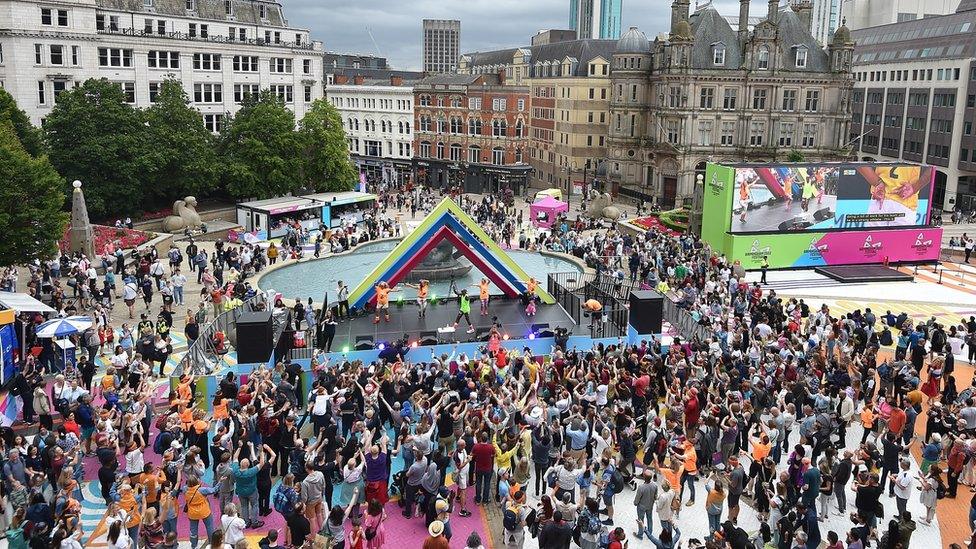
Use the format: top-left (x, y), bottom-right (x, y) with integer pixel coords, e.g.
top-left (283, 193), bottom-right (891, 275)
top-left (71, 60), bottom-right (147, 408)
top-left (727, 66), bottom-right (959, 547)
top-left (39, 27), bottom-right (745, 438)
top-left (174, 286), bottom-right (184, 305)
top-left (475, 471), bottom-right (493, 503)
top-left (635, 508), bottom-right (653, 539)
top-left (680, 471), bottom-right (696, 502)
top-left (708, 512), bottom-right (721, 534)
top-left (189, 515), bottom-right (215, 549)
top-left (162, 517), bottom-right (177, 536)
top-left (239, 492), bottom-right (258, 524)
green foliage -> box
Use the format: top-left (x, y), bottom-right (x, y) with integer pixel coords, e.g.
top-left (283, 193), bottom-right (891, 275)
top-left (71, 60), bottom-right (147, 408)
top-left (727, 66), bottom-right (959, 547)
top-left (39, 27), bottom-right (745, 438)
top-left (43, 78), bottom-right (152, 219)
top-left (143, 79), bottom-right (220, 201)
top-left (0, 88), bottom-right (44, 157)
top-left (218, 90), bottom-right (303, 199)
top-left (298, 99), bottom-right (356, 192)
top-left (658, 208), bottom-right (690, 232)
top-left (0, 119), bottom-right (68, 264)
top-left (787, 149), bottom-right (805, 163)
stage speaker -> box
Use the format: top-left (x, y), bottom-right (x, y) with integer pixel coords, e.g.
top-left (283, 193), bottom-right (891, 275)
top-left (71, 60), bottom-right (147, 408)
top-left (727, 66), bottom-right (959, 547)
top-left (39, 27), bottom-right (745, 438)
top-left (476, 327), bottom-right (491, 341)
top-left (236, 311), bottom-right (274, 364)
top-left (530, 323), bottom-right (550, 334)
top-left (538, 328), bottom-right (555, 338)
top-left (355, 335), bottom-right (374, 351)
top-left (813, 207), bottom-right (834, 221)
top-left (628, 290), bottom-right (664, 336)
top-left (419, 331), bottom-right (439, 346)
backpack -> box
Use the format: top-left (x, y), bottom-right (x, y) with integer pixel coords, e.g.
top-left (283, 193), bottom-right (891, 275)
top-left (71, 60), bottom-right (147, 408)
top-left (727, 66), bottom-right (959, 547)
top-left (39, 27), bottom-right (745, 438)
top-left (503, 505), bottom-right (522, 531)
top-left (273, 485), bottom-right (295, 515)
top-left (153, 430), bottom-right (172, 455)
top-left (879, 328), bottom-right (893, 346)
top-left (583, 510), bottom-right (602, 535)
top-left (610, 469), bottom-right (625, 494)
top-left (936, 482), bottom-right (947, 500)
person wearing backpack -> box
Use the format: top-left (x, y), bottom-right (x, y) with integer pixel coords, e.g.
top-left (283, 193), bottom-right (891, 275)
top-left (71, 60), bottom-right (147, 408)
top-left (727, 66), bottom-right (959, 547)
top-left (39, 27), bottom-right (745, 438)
top-left (575, 497), bottom-right (604, 549)
top-left (273, 474), bottom-right (300, 546)
top-left (597, 455), bottom-right (623, 526)
top-left (502, 490), bottom-right (531, 549)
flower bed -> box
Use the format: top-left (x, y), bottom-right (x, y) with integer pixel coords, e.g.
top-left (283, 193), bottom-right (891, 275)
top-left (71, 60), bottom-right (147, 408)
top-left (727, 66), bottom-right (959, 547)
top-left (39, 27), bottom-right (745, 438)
top-left (60, 225), bottom-right (153, 255)
top-left (627, 213), bottom-right (684, 236)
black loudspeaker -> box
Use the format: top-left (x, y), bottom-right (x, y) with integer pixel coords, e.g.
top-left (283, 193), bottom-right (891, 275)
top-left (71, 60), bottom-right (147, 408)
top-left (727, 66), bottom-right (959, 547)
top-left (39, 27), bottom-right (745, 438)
top-left (236, 311), bottom-right (274, 363)
top-left (628, 290), bottom-right (664, 335)
top-left (530, 323), bottom-right (550, 334)
top-left (355, 335), bottom-right (374, 351)
top-left (476, 327), bottom-right (492, 341)
top-left (419, 331), bottom-right (438, 346)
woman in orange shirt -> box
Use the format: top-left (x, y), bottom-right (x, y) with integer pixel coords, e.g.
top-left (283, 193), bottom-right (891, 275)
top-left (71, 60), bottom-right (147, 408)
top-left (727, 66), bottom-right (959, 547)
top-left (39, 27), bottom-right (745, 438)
top-left (404, 280), bottom-right (430, 318)
top-left (373, 281), bottom-right (397, 324)
top-left (473, 278), bottom-right (491, 316)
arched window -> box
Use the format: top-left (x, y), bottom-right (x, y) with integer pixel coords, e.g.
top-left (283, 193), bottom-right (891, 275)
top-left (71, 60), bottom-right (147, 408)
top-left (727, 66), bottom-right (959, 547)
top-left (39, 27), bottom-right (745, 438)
top-left (515, 120), bottom-right (524, 138)
top-left (450, 143), bottom-right (462, 161)
top-left (436, 141), bottom-right (445, 158)
top-left (515, 147), bottom-right (523, 163)
top-left (419, 116), bottom-right (430, 132)
top-left (437, 117), bottom-right (447, 133)
top-left (491, 147), bottom-right (505, 164)
top-left (468, 118), bottom-right (482, 135)
top-left (468, 145), bottom-right (481, 163)
top-left (419, 141), bottom-right (431, 157)
top-left (758, 47), bottom-right (770, 70)
top-left (450, 117), bottom-right (463, 134)
top-left (398, 121), bottom-right (403, 133)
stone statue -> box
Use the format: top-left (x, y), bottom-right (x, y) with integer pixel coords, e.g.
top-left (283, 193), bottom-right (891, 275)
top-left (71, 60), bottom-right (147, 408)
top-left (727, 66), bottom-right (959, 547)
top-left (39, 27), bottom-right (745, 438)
top-left (586, 190), bottom-right (622, 221)
top-left (161, 196), bottom-right (203, 233)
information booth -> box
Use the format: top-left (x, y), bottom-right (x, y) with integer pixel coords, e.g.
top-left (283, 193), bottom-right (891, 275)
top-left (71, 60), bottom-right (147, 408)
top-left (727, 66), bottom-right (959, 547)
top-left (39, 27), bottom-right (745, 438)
top-left (236, 197), bottom-right (325, 240)
top-left (301, 191), bottom-right (377, 228)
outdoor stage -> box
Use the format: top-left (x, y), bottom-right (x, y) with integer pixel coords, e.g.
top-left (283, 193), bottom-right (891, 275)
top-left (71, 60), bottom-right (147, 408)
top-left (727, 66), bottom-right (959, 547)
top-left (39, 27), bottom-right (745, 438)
top-left (814, 264), bottom-right (914, 283)
top-left (330, 297), bottom-right (575, 350)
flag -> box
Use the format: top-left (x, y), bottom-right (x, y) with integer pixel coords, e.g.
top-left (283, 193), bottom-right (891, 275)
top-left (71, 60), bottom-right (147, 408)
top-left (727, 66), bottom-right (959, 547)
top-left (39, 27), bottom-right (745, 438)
top-left (0, 391), bottom-right (21, 427)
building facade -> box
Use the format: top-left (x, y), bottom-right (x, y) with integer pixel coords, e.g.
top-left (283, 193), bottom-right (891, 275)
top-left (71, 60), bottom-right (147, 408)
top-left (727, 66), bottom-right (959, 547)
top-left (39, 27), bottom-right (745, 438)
top-left (0, 0), bottom-right (323, 127)
top-left (606, 0), bottom-right (855, 209)
top-left (412, 73), bottom-right (531, 195)
top-left (459, 39), bottom-right (615, 195)
top-left (790, 0), bottom-right (842, 45)
top-left (326, 74), bottom-right (418, 185)
top-left (849, 0), bottom-right (976, 210)
top-left (841, 0), bottom-right (957, 30)
top-left (569, 0), bottom-right (622, 40)
top-left (422, 19), bottom-right (460, 74)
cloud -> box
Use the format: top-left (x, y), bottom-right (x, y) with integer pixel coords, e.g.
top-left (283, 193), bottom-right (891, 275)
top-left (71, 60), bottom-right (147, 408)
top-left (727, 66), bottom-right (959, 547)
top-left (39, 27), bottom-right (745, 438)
top-left (285, 0), bottom-right (778, 70)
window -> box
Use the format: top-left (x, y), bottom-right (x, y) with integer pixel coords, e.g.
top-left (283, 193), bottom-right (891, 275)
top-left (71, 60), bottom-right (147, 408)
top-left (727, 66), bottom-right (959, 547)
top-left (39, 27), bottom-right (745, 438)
top-left (752, 89), bottom-right (767, 110)
top-left (233, 83), bottom-right (259, 102)
top-left (193, 83), bottom-right (222, 103)
top-left (467, 118), bottom-right (481, 135)
top-left (491, 119), bottom-right (507, 137)
top-left (908, 92), bottom-right (928, 106)
top-left (34, 44), bottom-right (41, 65)
top-left (721, 121), bottom-right (735, 145)
top-left (420, 95), bottom-right (431, 107)
top-left (49, 45), bottom-right (63, 66)
top-left (233, 56), bottom-right (258, 72)
top-left (71, 45), bottom-right (79, 66)
top-left (795, 47), bottom-right (808, 68)
top-left (449, 117), bottom-right (462, 134)
top-left (669, 86), bottom-right (681, 108)
top-left (43, 8), bottom-right (68, 26)
top-left (750, 120), bottom-right (765, 146)
top-left (269, 84), bottom-right (293, 102)
top-left (98, 48), bottom-right (133, 67)
top-left (782, 89), bottom-right (797, 111)
top-left (804, 90), bottom-right (820, 112)
top-left (224, 0), bottom-right (233, 15)
top-left (713, 45), bottom-right (725, 66)
top-left (57, 9), bottom-right (67, 25)
top-left (269, 58), bottom-right (292, 73)
top-left (515, 120), bottom-right (524, 138)
top-left (467, 97), bottom-right (481, 109)
top-left (517, 98), bottom-right (525, 111)
top-left (193, 53), bottom-right (220, 70)
top-left (186, 0), bottom-right (195, 10)
top-left (802, 123), bottom-right (816, 147)
top-left (228, 27), bottom-right (245, 41)
top-left (419, 116), bottom-right (431, 132)
top-left (37, 81), bottom-right (46, 105)
top-left (118, 82), bottom-right (135, 103)
top-left (148, 51), bottom-right (180, 69)
top-left (468, 145), bottom-right (480, 163)
top-left (149, 82), bottom-right (161, 103)
top-left (933, 93), bottom-right (956, 107)
top-left (303, 59), bottom-right (311, 74)
top-left (666, 120), bottom-right (679, 144)
top-left (491, 98), bottom-right (507, 111)
top-left (491, 147), bottom-right (505, 165)
top-left (757, 48), bottom-right (769, 70)
top-left (96, 14), bottom-right (104, 30)
top-left (304, 85), bottom-right (312, 102)
top-left (259, 4), bottom-right (267, 18)
top-left (699, 88), bottom-right (714, 109)
top-left (144, 0), bottom-right (154, 7)
top-left (723, 89), bottom-right (737, 110)
top-left (41, 8), bottom-right (52, 25)
top-left (435, 142), bottom-right (444, 158)
top-left (449, 143), bottom-right (462, 161)
top-left (779, 122), bottom-right (794, 146)
top-left (698, 120), bottom-right (713, 146)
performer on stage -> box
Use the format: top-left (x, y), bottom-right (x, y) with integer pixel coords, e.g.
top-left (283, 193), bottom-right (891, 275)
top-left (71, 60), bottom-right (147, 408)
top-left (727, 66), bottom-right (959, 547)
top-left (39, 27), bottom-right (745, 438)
top-left (372, 281), bottom-right (398, 324)
top-left (450, 281), bottom-right (476, 333)
top-left (472, 278), bottom-right (491, 316)
top-left (404, 279), bottom-right (430, 318)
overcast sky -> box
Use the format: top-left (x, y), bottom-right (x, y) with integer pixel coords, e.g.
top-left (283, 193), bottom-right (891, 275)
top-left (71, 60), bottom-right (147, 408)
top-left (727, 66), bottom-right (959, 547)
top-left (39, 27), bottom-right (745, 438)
top-left (286, 0), bottom-right (775, 70)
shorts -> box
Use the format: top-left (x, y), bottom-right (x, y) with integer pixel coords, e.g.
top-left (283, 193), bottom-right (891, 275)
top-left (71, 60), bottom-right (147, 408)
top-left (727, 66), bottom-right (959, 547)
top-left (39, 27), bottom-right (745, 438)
top-left (124, 299), bottom-right (135, 306)
top-left (304, 500), bottom-right (322, 518)
top-left (455, 470), bottom-right (469, 490)
top-left (81, 426), bottom-right (95, 440)
top-left (728, 492), bottom-right (741, 509)
top-left (377, 302), bottom-right (389, 310)
top-left (602, 491), bottom-right (614, 506)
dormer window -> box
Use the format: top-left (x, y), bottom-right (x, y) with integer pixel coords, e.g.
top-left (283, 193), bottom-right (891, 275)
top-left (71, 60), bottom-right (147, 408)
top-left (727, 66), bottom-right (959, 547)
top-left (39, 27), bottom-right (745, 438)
top-left (758, 47), bottom-right (770, 70)
top-left (795, 46), bottom-right (808, 68)
top-left (712, 43), bottom-right (726, 66)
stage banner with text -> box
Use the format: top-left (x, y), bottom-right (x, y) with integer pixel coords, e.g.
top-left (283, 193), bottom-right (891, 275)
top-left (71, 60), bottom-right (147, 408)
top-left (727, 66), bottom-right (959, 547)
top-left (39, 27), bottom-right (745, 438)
top-left (727, 227), bottom-right (942, 269)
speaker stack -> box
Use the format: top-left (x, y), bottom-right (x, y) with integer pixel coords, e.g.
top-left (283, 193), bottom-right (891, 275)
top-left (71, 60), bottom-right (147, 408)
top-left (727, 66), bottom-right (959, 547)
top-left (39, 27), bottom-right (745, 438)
top-left (628, 290), bottom-right (664, 335)
top-left (236, 311), bottom-right (274, 364)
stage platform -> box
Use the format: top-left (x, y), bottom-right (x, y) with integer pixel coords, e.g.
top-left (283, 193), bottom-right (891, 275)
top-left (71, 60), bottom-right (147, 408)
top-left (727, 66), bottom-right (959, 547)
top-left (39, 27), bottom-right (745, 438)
top-left (330, 299), bottom-right (576, 349)
top-left (813, 264), bottom-right (914, 283)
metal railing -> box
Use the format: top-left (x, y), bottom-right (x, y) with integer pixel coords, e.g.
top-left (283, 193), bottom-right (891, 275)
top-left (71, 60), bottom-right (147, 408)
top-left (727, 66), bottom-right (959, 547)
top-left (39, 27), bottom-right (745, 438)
top-left (175, 291), bottom-right (267, 376)
top-left (548, 271), bottom-right (630, 338)
top-left (661, 293), bottom-right (712, 343)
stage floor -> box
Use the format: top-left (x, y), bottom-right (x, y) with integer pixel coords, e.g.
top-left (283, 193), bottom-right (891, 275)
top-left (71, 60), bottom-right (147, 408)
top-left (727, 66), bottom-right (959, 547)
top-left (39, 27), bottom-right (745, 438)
top-left (330, 299), bottom-right (576, 349)
top-left (814, 264), bottom-right (914, 283)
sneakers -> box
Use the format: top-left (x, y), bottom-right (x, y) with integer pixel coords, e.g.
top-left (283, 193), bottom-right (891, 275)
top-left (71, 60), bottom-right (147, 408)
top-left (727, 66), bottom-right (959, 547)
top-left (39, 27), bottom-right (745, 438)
top-left (466, 326), bottom-right (475, 333)
top-left (685, 500), bottom-right (695, 507)
top-left (373, 317), bottom-right (380, 324)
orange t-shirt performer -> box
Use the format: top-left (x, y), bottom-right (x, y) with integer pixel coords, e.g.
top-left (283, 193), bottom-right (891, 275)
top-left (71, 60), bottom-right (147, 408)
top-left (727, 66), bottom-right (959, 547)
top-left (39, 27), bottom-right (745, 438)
top-left (373, 281), bottom-right (398, 323)
top-left (473, 278), bottom-right (491, 316)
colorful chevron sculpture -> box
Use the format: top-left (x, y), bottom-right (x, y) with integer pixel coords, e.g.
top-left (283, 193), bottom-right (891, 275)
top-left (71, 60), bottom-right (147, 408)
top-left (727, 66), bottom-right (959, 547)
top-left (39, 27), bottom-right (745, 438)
top-left (347, 198), bottom-right (556, 309)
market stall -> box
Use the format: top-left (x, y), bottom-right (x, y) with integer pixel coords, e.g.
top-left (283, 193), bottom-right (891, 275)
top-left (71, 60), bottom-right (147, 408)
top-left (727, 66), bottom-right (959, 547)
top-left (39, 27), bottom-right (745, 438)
top-left (530, 195), bottom-right (569, 228)
top-left (236, 196), bottom-right (325, 240)
top-left (301, 191), bottom-right (377, 229)
top-left (0, 293), bottom-right (55, 383)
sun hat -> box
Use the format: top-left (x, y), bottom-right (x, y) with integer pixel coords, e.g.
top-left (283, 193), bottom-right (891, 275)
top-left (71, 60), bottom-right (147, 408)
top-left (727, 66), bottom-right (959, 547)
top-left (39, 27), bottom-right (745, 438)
top-left (428, 520), bottom-right (445, 537)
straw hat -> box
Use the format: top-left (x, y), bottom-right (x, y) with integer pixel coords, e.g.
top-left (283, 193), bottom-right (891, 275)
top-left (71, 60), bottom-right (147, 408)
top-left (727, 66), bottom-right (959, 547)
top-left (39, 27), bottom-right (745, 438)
top-left (428, 520), bottom-right (445, 537)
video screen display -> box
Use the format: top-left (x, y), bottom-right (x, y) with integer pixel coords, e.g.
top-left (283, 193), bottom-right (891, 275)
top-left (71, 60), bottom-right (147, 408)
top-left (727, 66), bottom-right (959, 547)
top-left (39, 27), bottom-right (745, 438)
top-left (729, 164), bottom-right (934, 234)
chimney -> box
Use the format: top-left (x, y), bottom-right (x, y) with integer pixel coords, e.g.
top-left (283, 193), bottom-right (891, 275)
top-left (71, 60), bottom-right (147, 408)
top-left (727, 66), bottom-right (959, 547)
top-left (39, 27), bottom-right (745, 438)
top-left (390, 75), bottom-right (403, 86)
top-left (335, 74), bottom-right (349, 85)
top-left (353, 75), bottom-right (365, 85)
top-left (739, 0), bottom-right (750, 45)
top-left (497, 69), bottom-right (506, 85)
top-left (768, 0), bottom-right (779, 23)
top-left (792, 0), bottom-right (813, 32)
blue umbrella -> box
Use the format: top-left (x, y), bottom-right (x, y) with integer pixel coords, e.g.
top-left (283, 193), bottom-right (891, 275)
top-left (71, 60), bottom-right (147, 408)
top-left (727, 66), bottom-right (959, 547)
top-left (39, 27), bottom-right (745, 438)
top-left (35, 315), bottom-right (93, 338)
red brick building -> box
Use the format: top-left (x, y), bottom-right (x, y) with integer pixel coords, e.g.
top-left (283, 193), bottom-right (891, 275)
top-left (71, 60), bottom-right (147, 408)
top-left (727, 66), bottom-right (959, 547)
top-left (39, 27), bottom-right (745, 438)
top-left (412, 73), bottom-right (531, 195)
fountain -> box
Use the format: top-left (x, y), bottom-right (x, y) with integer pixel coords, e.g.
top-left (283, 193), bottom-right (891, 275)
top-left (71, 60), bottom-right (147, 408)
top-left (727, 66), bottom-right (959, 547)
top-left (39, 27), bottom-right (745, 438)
top-left (402, 240), bottom-right (473, 282)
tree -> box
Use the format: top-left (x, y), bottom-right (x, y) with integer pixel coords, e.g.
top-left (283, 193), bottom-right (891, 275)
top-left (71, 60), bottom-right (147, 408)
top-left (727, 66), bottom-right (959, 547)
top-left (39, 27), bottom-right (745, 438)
top-left (0, 88), bottom-right (44, 157)
top-left (787, 149), bottom-right (805, 163)
top-left (218, 90), bottom-right (302, 199)
top-left (44, 78), bottom-right (152, 219)
top-left (0, 119), bottom-right (68, 265)
top-left (143, 79), bottom-right (220, 206)
top-left (297, 99), bottom-right (356, 192)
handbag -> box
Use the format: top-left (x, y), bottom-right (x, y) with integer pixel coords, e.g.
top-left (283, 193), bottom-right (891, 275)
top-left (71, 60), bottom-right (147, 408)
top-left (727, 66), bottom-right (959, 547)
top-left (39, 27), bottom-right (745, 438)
top-left (183, 487), bottom-right (198, 514)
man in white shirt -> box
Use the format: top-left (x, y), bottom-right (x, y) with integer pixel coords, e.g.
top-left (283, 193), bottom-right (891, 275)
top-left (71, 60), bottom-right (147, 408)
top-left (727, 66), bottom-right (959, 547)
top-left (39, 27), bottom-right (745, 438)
top-left (891, 458), bottom-right (913, 517)
top-left (171, 270), bottom-right (187, 306)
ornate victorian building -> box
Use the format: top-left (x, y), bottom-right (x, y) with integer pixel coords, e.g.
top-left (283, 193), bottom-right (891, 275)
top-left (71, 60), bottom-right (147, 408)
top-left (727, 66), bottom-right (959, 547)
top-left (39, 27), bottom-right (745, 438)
top-left (607, 0), bottom-right (855, 209)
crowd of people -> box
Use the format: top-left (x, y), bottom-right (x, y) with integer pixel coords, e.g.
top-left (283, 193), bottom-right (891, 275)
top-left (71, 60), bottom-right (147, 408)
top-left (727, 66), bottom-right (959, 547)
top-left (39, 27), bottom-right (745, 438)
top-left (0, 187), bottom-right (972, 549)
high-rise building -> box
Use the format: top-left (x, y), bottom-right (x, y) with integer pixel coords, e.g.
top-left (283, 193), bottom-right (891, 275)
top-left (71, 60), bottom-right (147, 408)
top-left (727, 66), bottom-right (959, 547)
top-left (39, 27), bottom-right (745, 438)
top-left (569, 0), bottom-right (623, 39)
top-left (840, 0), bottom-right (957, 30)
top-left (422, 19), bottom-right (460, 74)
top-left (0, 0), bottom-right (323, 127)
top-left (849, 0), bottom-right (976, 210)
top-left (790, 0), bottom-right (842, 44)
top-left (606, 0), bottom-right (854, 209)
